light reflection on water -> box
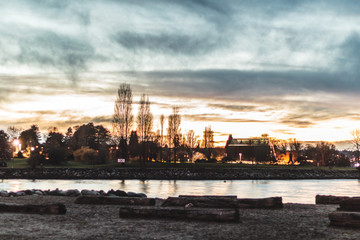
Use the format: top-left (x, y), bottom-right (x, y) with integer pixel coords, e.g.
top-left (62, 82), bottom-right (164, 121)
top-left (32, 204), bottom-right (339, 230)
top-left (0, 179), bottom-right (359, 204)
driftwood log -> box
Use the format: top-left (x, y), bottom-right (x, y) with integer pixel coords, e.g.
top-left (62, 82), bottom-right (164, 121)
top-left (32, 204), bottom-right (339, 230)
top-left (338, 198), bottom-right (360, 212)
top-left (74, 196), bottom-right (156, 206)
top-left (329, 212), bottom-right (360, 228)
top-left (315, 195), bottom-right (351, 205)
top-left (119, 206), bottom-right (240, 222)
top-left (161, 196), bottom-right (283, 209)
top-left (0, 203), bottom-right (66, 215)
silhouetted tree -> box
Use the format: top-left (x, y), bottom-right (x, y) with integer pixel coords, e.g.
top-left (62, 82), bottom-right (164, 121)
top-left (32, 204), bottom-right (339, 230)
top-left (0, 130), bottom-right (12, 166)
top-left (27, 147), bottom-right (44, 169)
top-left (19, 125), bottom-right (41, 151)
top-left (64, 127), bottom-right (73, 148)
top-left (352, 129), bottom-right (360, 164)
top-left (44, 128), bottom-right (67, 165)
top-left (333, 153), bottom-right (351, 167)
top-left (128, 131), bottom-right (139, 158)
top-left (119, 137), bottom-right (128, 159)
top-left (72, 123), bottom-right (110, 150)
top-left (316, 141), bottom-right (336, 166)
top-left (203, 126), bottom-right (214, 160)
top-left (185, 130), bottom-right (198, 161)
top-left (288, 138), bottom-right (303, 164)
top-left (167, 107), bottom-right (181, 162)
top-left (113, 83), bottom-right (134, 141)
top-left (159, 115), bottom-right (165, 161)
top-left (137, 94), bottom-right (153, 142)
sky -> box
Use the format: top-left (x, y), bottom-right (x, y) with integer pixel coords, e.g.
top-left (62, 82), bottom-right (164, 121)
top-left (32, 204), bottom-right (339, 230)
top-left (1, 0), bottom-right (360, 147)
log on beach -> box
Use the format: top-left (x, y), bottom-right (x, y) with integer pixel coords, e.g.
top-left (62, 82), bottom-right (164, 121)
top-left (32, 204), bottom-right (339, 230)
top-left (74, 196), bottom-right (156, 206)
top-left (119, 206), bottom-right (240, 222)
top-left (0, 203), bottom-right (66, 215)
top-left (162, 196), bottom-right (283, 209)
top-left (315, 195), bottom-right (351, 205)
top-left (338, 198), bottom-right (360, 212)
top-left (329, 212), bottom-right (360, 228)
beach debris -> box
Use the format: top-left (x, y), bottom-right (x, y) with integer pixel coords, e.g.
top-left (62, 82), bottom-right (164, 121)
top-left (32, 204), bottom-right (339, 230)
top-left (0, 203), bottom-right (66, 215)
top-left (119, 206), bottom-right (240, 222)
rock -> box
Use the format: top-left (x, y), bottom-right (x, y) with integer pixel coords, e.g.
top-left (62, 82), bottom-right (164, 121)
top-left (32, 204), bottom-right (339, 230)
top-left (15, 191), bottom-right (26, 197)
top-left (64, 189), bottom-right (80, 197)
top-left (114, 190), bottom-right (127, 197)
top-left (0, 191), bottom-right (9, 197)
top-left (81, 190), bottom-right (101, 196)
top-left (127, 192), bottom-right (140, 197)
top-left (137, 193), bottom-right (147, 198)
top-left (48, 189), bottom-right (61, 196)
top-left (34, 191), bottom-right (44, 195)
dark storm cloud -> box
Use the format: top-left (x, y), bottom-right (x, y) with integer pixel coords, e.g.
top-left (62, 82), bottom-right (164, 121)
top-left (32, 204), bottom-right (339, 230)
top-left (17, 31), bottom-right (95, 82)
top-left (130, 69), bottom-right (359, 100)
top-left (337, 33), bottom-right (360, 78)
top-left (113, 32), bottom-right (220, 56)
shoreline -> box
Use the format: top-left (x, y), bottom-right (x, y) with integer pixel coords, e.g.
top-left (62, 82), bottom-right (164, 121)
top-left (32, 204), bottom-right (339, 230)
top-left (0, 167), bottom-right (359, 180)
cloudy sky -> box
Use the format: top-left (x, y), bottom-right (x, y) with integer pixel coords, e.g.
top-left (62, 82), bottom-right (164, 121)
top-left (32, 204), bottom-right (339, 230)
top-left (1, 0), bottom-right (360, 145)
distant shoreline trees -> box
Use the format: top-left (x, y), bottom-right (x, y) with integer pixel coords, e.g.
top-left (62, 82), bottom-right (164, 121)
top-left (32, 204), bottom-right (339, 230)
top-left (0, 82), bottom-right (357, 168)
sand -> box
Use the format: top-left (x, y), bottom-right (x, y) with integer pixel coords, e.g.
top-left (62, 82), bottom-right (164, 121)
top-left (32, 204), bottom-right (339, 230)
top-left (0, 196), bottom-right (358, 240)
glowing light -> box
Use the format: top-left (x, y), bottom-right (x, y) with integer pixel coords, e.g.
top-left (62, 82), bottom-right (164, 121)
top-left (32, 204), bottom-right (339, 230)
top-left (12, 139), bottom-right (20, 146)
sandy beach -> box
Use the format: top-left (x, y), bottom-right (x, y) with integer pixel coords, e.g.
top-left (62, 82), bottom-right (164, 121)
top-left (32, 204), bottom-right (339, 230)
top-left (0, 195), bottom-right (358, 240)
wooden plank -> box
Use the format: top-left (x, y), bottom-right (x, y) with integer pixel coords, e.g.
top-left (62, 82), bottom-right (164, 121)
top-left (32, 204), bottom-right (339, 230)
top-left (74, 196), bottom-right (156, 206)
top-left (0, 203), bottom-right (66, 215)
top-left (329, 211), bottom-right (360, 228)
top-left (315, 195), bottom-right (351, 205)
top-left (119, 206), bottom-right (240, 222)
top-left (338, 198), bottom-right (360, 212)
top-left (162, 197), bottom-right (283, 209)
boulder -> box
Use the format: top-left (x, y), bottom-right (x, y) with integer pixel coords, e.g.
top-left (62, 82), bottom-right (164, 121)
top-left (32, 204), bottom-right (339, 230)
top-left (81, 190), bottom-right (101, 196)
top-left (64, 189), bottom-right (80, 197)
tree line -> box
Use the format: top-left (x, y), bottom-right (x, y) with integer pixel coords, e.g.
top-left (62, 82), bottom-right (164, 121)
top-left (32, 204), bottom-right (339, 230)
top-left (0, 83), bottom-right (215, 166)
top-left (0, 83), bottom-right (358, 167)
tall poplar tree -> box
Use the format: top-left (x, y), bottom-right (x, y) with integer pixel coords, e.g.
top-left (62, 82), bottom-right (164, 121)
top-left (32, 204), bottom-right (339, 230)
top-left (113, 83), bottom-right (134, 141)
top-left (167, 107), bottom-right (181, 162)
top-left (137, 94), bottom-right (153, 142)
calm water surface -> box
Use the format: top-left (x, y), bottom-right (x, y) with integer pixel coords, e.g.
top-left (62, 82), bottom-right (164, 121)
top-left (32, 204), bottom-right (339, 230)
top-left (1, 179), bottom-right (359, 204)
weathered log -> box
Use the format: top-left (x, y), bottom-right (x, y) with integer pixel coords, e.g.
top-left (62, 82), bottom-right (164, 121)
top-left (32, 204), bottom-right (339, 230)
top-left (119, 206), bottom-right (240, 222)
top-left (162, 196), bottom-right (283, 209)
top-left (74, 196), bottom-right (156, 206)
top-left (329, 211), bottom-right (360, 228)
top-left (179, 195), bottom-right (237, 199)
top-left (315, 195), bottom-right (351, 205)
top-left (0, 203), bottom-right (66, 215)
top-left (338, 198), bottom-right (360, 212)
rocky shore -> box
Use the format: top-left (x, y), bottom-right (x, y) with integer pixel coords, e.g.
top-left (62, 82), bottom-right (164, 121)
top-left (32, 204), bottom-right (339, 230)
top-left (0, 188), bottom-right (147, 198)
top-left (0, 195), bottom-right (358, 240)
top-left (0, 167), bottom-right (359, 180)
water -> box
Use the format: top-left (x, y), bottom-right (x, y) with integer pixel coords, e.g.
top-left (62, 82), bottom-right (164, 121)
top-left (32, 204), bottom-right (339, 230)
top-left (0, 179), bottom-right (359, 204)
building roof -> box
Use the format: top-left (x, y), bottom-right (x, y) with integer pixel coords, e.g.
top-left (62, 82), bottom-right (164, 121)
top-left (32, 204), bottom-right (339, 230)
top-left (227, 138), bottom-right (269, 147)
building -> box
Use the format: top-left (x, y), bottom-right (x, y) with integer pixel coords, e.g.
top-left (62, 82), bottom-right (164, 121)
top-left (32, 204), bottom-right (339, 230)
top-left (225, 135), bottom-right (271, 163)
